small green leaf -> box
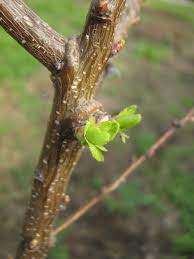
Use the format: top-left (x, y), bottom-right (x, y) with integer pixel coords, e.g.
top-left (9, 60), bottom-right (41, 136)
top-left (88, 143), bottom-right (104, 162)
top-left (96, 145), bottom-right (108, 152)
top-left (85, 127), bottom-right (110, 145)
top-left (116, 105), bottom-right (137, 120)
top-left (80, 138), bottom-right (87, 145)
top-left (79, 105), bottom-right (142, 162)
top-left (97, 121), bottom-right (120, 141)
top-left (89, 116), bottom-right (95, 125)
top-left (84, 119), bottom-right (119, 146)
top-left (117, 114), bottom-right (142, 131)
top-left (84, 117), bottom-right (95, 136)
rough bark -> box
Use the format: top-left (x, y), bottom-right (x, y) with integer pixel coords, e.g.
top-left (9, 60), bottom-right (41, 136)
top-left (0, 0), bottom-right (143, 258)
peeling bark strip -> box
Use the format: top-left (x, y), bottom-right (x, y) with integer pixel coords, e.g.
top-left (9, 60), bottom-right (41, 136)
top-left (0, 0), bottom-right (143, 258)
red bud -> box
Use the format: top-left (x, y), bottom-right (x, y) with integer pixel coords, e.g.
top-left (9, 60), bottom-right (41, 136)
top-left (98, 1), bottom-right (108, 14)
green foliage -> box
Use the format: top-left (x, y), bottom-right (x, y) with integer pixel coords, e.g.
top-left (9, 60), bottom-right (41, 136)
top-left (83, 117), bottom-right (119, 161)
top-left (115, 105), bottom-right (142, 143)
top-left (78, 106), bottom-right (142, 161)
top-left (85, 118), bottom-right (119, 145)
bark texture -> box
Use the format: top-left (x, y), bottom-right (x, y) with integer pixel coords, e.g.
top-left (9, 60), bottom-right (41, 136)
top-left (0, 0), bottom-right (143, 258)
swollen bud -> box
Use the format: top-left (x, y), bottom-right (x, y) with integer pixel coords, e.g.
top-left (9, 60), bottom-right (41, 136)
top-left (117, 114), bottom-right (142, 131)
top-left (112, 39), bottom-right (125, 56)
top-left (98, 0), bottom-right (108, 14)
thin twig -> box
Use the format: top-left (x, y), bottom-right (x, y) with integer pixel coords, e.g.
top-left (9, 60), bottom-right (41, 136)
top-left (54, 106), bottom-right (194, 235)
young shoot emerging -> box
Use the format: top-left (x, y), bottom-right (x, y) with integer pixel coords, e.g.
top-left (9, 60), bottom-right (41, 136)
top-left (77, 105), bottom-right (142, 161)
top-left (115, 105), bottom-right (142, 143)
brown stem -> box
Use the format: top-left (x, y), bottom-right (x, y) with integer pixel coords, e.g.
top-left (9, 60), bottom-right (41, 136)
top-left (15, 92), bottom-right (83, 258)
top-left (53, 107), bottom-right (194, 235)
top-left (0, 0), bottom-right (145, 258)
top-left (10, 0), bottom-right (133, 258)
top-left (0, 0), bottom-right (66, 71)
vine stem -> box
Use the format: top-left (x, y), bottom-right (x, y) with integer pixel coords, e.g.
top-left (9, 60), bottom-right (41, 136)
top-left (53, 106), bottom-right (194, 235)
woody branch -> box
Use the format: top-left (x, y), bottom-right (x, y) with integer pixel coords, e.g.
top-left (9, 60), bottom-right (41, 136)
top-left (0, 0), bottom-right (143, 258)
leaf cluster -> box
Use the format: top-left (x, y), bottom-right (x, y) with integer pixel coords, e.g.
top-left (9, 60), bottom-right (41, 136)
top-left (78, 105), bottom-right (142, 161)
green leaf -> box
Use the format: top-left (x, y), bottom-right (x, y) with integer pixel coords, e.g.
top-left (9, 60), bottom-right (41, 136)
top-left (84, 119), bottom-right (119, 146)
top-left (84, 116), bottom-right (95, 136)
top-left (96, 145), bottom-right (108, 152)
top-left (97, 121), bottom-right (120, 141)
top-left (88, 143), bottom-right (104, 162)
top-left (85, 127), bottom-right (110, 145)
top-left (80, 106), bottom-right (142, 161)
top-left (116, 105), bottom-right (142, 131)
top-left (117, 114), bottom-right (142, 131)
top-left (80, 138), bottom-right (87, 145)
top-left (116, 105), bottom-right (137, 120)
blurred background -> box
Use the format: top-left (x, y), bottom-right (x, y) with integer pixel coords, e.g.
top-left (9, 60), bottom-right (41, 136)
top-left (0, 0), bottom-right (194, 258)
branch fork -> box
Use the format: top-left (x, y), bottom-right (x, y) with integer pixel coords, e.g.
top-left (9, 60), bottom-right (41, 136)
top-left (0, 0), bottom-right (144, 258)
